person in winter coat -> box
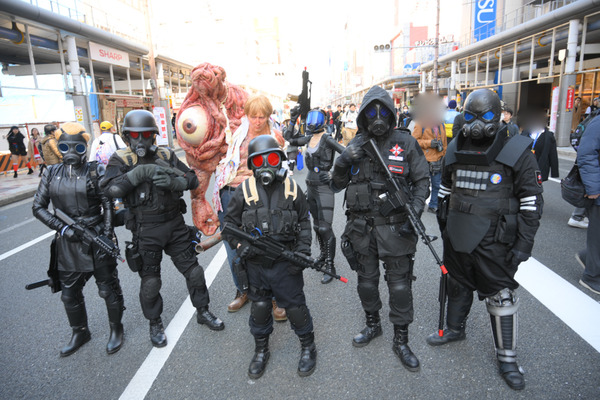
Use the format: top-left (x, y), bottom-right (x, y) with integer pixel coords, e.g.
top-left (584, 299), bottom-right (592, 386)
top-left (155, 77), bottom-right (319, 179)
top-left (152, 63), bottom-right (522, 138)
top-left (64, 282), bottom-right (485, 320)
top-left (5, 126), bottom-right (33, 177)
top-left (41, 124), bottom-right (62, 166)
top-left (519, 108), bottom-right (558, 182)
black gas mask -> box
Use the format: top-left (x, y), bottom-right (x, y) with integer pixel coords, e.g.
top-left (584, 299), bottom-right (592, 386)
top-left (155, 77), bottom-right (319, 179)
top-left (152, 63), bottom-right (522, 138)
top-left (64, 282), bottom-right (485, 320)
top-left (364, 102), bottom-right (392, 136)
top-left (58, 134), bottom-right (88, 166)
top-left (250, 151), bottom-right (287, 186)
top-left (127, 130), bottom-right (157, 158)
top-left (462, 89), bottom-right (502, 141)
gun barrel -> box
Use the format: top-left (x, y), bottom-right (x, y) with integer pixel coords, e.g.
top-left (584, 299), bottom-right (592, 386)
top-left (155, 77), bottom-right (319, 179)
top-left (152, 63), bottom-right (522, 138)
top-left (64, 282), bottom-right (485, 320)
top-left (55, 208), bottom-right (75, 226)
top-left (195, 232), bottom-right (223, 253)
top-left (25, 279), bottom-right (50, 290)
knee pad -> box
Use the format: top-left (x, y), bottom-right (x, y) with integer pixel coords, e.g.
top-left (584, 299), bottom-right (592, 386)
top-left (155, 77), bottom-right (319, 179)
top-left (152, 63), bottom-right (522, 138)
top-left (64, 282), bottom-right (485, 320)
top-left (357, 278), bottom-right (379, 304)
top-left (388, 277), bottom-right (411, 305)
top-left (141, 276), bottom-right (162, 301)
top-left (186, 264), bottom-right (206, 288)
top-left (317, 224), bottom-right (332, 239)
top-left (286, 305), bottom-right (311, 331)
top-left (485, 288), bottom-right (520, 316)
top-left (97, 282), bottom-right (111, 299)
top-left (251, 301), bottom-right (272, 326)
top-left (61, 288), bottom-right (83, 308)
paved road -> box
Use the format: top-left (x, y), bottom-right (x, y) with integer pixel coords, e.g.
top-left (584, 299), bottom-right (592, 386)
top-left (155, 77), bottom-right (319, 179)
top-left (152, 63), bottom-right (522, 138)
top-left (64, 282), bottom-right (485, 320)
top-left (1, 157), bottom-right (599, 400)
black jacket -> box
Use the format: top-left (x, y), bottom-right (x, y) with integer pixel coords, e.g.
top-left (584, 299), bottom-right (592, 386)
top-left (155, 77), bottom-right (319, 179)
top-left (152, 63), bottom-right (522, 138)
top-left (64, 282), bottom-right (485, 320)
top-left (520, 129), bottom-right (559, 181)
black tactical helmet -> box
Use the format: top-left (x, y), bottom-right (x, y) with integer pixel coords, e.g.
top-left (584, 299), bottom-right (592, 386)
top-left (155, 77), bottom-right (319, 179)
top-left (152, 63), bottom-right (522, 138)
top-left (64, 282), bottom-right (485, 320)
top-left (122, 110), bottom-right (158, 133)
top-left (247, 135), bottom-right (286, 169)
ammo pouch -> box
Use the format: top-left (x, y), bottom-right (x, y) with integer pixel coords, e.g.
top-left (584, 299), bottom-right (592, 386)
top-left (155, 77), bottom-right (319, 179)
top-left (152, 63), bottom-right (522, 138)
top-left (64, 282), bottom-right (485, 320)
top-left (345, 183), bottom-right (372, 211)
top-left (341, 236), bottom-right (362, 272)
top-left (125, 241), bottom-right (143, 273)
top-left (429, 160), bottom-right (443, 174)
top-left (494, 214), bottom-right (518, 245)
top-left (378, 191), bottom-right (404, 217)
top-left (232, 257), bottom-right (249, 292)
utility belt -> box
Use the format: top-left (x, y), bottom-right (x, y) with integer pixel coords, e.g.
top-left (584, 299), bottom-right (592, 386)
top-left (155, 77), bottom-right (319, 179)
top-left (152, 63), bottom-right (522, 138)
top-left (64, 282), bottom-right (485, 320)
top-left (347, 211), bottom-right (407, 226)
top-left (449, 197), bottom-right (517, 219)
top-left (131, 207), bottom-right (180, 224)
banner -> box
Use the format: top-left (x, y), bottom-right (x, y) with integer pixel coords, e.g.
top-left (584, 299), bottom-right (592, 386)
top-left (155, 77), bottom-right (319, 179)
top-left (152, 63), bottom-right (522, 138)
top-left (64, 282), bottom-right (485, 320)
top-left (153, 107), bottom-right (169, 146)
top-left (474, 0), bottom-right (497, 42)
top-left (89, 42), bottom-right (130, 68)
top-left (550, 86), bottom-right (560, 133)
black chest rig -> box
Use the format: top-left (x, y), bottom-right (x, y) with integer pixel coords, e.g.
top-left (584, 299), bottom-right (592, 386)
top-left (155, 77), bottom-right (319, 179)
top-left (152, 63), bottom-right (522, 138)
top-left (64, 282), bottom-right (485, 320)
top-left (445, 134), bottom-right (532, 253)
top-left (346, 134), bottom-right (411, 214)
top-left (305, 134), bottom-right (335, 173)
top-left (49, 162), bottom-right (103, 223)
top-left (241, 177), bottom-right (299, 242)
top-left (117, 147), bottom-right (183, 219)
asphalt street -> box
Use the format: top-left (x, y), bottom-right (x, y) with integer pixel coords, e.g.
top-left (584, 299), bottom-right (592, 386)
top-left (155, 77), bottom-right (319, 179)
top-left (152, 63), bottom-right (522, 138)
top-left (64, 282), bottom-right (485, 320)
top-left (1, 155), bottom-right (599, 400)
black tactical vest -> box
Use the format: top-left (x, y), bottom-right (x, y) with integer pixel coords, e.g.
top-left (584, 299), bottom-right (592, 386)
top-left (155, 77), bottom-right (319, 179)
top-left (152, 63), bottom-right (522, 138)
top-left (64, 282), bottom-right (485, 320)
top-left (240, 177), bottom-right (299, 242)
top-left (305, 134), bottom-right (335, 173)
top-left (49, 162), bottom-right (103, 222)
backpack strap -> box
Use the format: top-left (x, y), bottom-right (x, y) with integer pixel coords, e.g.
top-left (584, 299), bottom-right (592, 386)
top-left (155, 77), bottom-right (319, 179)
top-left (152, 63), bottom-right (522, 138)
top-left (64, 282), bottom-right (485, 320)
top-left (115, 148), bottom-right (138, 166)
top-left (284, 177), bottom-right (298, 201)
top-left (242, 177), bottom-right (260, 206)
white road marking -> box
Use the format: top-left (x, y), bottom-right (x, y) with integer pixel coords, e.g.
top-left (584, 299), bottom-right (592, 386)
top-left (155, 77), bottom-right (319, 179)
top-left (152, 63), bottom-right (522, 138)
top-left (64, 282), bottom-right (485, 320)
top-left (0, 231), bottom-right (54, 262)
top-left (0, 217), bottom-right (36, 235)
top-left (119, 245), bottom-right (228, 400)
top-left (548, 177), bottom-right (561, 183)
top-left (516, 257), bottom-right (600, 352)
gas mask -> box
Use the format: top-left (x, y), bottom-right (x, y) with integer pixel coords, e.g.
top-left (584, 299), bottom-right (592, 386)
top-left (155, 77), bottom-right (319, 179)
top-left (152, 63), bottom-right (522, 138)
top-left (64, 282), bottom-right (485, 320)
top-left (462, 89), bottom-right (501, 141)
top-left (365, 102), bottom-right (392, 136)
top-left (250, 151), bottom-right (287, 186)
top-left (58, 135), bottom-right (88, 166)
top-left (128, 130), bottom-right (157, 158)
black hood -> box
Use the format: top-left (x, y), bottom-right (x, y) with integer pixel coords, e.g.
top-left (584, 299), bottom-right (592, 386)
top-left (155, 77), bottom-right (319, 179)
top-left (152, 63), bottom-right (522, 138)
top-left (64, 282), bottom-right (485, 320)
top-left (356, 86), bottom-right (397, 132)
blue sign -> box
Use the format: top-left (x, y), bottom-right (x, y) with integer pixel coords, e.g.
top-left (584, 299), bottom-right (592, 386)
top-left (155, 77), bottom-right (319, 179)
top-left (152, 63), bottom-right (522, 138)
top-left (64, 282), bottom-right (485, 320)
top-left (474, 0), bottom-right (497, 42)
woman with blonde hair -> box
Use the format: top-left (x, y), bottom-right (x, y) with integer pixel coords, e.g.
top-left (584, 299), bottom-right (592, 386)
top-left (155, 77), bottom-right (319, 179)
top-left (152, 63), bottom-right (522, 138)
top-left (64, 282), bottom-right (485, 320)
top-left (213, 95), bottom-right (287, 319)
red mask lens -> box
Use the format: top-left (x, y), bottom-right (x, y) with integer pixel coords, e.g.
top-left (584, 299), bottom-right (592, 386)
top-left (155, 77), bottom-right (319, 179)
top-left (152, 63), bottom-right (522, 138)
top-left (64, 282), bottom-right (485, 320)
top-left (141, 131), bottom-right (153, 139)
top-left (129, 131), bottom-right (139, 139)
top-left (251, 155), bottom-right (264, 168)
top-left (267, 152), bottom-right (281, 167)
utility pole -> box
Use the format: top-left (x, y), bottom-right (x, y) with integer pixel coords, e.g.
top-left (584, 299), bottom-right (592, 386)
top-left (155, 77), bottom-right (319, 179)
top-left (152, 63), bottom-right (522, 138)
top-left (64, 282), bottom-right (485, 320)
top-left (433, 0), bottom-right (440, 93)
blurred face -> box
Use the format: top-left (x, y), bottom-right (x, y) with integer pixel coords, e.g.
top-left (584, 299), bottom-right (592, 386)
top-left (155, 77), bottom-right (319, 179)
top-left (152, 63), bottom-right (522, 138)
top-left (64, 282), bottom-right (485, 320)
top-left (350, 105), bottom-right (356, 112)
top-left (31, 129), bottom-right (39, 138)
top-left (12, 127), bottom-right (18, 134)
top-left (248, 114), bottom-right (269, 134)
top-left (502, 111), bottom-right (512, 123)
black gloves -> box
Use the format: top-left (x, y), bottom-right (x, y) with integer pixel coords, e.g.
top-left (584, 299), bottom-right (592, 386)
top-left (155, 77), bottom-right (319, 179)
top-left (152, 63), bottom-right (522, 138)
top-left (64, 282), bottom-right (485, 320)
top-left (318, 171), bottom-right (331, 184)
top-left (288, 244), bottom-right (310, 276)
top-left (290, 105), bottom-right (300, 124)
top-left (236, 240), bottom-right (257, 259)
top-left (127, 164), bottom-right (157, 186)
top-left (337, 143), bottom-right (364, 168)
top-left (397, 221), bottom-right (414, 236)
top-left (505, 248), bottom-right (530, 268)
top-left (152, 167), bottom-right (187, 191)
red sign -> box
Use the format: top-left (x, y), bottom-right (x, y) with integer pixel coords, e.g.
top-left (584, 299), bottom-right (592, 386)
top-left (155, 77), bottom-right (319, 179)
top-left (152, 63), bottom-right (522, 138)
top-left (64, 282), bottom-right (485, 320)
top-left (566, 86), bottom-right (575, 111)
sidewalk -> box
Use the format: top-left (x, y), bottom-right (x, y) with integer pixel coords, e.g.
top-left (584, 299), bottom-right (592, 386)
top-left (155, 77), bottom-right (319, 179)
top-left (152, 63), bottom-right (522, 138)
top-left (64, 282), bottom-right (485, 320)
top-left (0, 142), bottom-right (185, 208)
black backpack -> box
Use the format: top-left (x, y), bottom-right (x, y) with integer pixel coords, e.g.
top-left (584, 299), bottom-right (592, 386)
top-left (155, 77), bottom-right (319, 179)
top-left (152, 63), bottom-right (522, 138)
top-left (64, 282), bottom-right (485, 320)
top-left (571, 109), bottom-right (600, 150)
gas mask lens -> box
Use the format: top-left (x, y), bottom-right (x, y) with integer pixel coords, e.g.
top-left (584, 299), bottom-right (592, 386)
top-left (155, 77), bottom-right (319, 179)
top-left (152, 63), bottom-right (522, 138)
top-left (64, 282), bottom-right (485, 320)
top-left (58, 142), bottom-right (87, 154)
top-left (365, 104), bottom-right (390, 119)
top-left (251, 152), bottom-right (281, 168)
top-left (129, 131), bottom-right (154, 139)
top-left (464, 110), bottom-right (495, 123)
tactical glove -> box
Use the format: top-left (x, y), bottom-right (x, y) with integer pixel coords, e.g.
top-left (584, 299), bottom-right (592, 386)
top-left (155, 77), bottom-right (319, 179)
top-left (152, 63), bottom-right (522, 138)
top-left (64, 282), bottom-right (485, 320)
top-left (318, 171), bottom-right (332, 184)
top-left (337, 143), bottom-right (364, 168)
top-left (236, 240), bottom-right (257, 259)
top-left (505, 248), bottom-right (530, 268)
top-left (127, 164), bottom-right (157, 186)
top-left (61, 226), bottom-right (80, 242)
top-left (288, 264), bottom-right (305, 275)
top-left (290, 105), bottom-right (301, 124)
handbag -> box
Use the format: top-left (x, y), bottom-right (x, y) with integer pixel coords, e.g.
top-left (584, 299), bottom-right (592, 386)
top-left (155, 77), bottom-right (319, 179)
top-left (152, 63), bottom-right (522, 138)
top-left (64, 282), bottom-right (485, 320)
top-left (296, 151), bottom-right (304, 170)
top-left (561, 162), bottom-right (593, 208)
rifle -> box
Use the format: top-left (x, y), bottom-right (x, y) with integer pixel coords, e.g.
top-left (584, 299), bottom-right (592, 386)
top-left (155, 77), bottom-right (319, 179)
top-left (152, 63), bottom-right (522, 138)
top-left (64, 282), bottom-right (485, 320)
top-left (362, 138), bottom-right (448, 337)
top-left (55, 208), bottom-right (125, 263)
top-left (287, 68), bottom-right (312, 134)
top-left (26, 238), bottom-right (61, 293)
top-left (155, 158), bottom-right (185, 177)
top-left (221, 223), bottom-right (348, 283)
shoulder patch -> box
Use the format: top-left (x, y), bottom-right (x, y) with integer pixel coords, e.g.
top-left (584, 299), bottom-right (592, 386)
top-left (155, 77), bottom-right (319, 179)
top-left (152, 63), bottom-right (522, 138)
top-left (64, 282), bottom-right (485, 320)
top-left (535, 170), bottom-right (543, 187)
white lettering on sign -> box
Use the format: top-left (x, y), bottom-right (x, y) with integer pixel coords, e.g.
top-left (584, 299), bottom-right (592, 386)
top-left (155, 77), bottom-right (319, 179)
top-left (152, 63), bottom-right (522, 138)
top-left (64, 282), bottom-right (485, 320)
top-left (477, 0), bottom-right (495, 23)
top-left (89, 42), bottom-right (130, 68)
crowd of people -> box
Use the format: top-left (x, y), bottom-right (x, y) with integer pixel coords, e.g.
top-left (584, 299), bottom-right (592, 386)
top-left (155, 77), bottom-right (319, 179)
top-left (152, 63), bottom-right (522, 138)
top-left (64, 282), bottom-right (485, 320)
top-left (17, 83), bottom-right (599, 390)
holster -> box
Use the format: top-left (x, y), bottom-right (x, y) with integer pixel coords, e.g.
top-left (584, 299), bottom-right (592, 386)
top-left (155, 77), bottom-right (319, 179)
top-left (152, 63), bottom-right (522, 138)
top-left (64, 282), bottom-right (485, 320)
top-left (437, 195), bottom-right (450, 232)
top-left (48, 238), bottom-right (61, 293)
top-left (232, 257), bottom-right (249, 292)
top-left (494, 214), bottom-right (518, 245)
top-left (125, 241), bottom-right (143, 273)
top-left (341, 236), bottom-right (362, 272)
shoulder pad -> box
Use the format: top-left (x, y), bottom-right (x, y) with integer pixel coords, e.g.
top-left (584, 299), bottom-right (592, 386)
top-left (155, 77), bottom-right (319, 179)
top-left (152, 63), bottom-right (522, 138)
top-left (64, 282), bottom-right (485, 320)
top-left (284, 177), bottom-right (298, 201)
top-left (495, 134), bottom-right (533, 167)
top-left (445, 138), bottom-right (458, 165)
top-left (156, 147), bottom-right (172, 162)
top-left (115, 148), bottom-right (137, 166)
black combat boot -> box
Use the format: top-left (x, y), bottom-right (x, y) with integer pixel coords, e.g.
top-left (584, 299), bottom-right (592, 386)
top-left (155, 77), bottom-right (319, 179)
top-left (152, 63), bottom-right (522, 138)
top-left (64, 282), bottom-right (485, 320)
top-left (426, 327), bottom-right (466, 346)
top-left (149, 318), bottom-right (167, 348)
top-left (315, 232), bottom-right (325, 262)
top-left (352, 311), bottom-right (382, 347)
top-left (248, 335), bottom-right (270, 379)
top-left (392, 325), bottom-right (420, 372)
top-left (297, 332), bottom-right (317, 377)
top-left (60, 303), bottom-right (91, 357)
top-left (197, 307), bottom-right (225, 331)
top-left (321, 236), bottom-right (336, 285)
top-left (106, 305), bottom-right (124, 354)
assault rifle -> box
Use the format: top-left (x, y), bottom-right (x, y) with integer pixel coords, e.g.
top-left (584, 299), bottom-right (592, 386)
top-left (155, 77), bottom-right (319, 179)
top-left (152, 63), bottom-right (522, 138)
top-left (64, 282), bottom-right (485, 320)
top-left (287, 68), bottom-right (312, 134)
top-left (155, 158), bottom-right (185, 177)
top-left (55, 208), bottom-right (124, 263)
top-left (25, 238), bottom-right (61, 292)
top-left (221, 223), bottom-right (348, 283)
top-left (363, 138), bottom-right (448, 337)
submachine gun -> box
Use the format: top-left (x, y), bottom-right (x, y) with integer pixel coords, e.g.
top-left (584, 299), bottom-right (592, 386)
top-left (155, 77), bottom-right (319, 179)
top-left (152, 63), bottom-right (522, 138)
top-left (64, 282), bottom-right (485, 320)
top-left (221, 223), bottom-right (348, 283)
top-left (26, 208), bottom-right (124, 292)
top-left (287, 68), bottom-right (312, 135)
top-left (363, 138), bottom-right (449, 338)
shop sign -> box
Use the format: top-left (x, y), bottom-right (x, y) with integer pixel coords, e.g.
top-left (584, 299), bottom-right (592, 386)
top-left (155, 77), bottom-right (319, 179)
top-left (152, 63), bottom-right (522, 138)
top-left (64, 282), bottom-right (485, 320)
top-left (153, 107), bottom-right (169, 146)
top-left (89, 42), bottom-right (130, 68)
top-left (74, 106), bottom-right (83, 122)
top-left (115, 98), bottom-right (144, 108)
top-left (550, 86), bottom-right (560, 133)
top-left (566, 86), bottom-right (575, 111)
top-left (474, 0), bottom-right (497, 42)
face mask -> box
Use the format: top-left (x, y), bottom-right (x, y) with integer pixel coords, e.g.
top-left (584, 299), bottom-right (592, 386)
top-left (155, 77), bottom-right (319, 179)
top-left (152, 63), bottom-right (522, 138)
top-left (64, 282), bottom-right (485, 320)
top-left (58, 137), bottom-right (87, 166)
top-left (463, 109), bottom-right (498, 140)
top-left (251, 151), bottom-right (286, 185)
top-left (128, 131), bottom-right (156, 158)
top-left (365, 103), bottom-right (391, 136)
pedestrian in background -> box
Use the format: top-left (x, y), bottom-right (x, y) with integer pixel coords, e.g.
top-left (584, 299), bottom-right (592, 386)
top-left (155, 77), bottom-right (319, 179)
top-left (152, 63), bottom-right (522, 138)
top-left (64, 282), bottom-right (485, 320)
top-left (341, 103), bottom-right (358, 146)
top-left (520, 108), bottom-right (559, 183)
top-left (576, 115), bottom-right (600, 295)
top-left (444, 100), bottom-right (460, 142)
top-left (334, 104), bottom-right (343, 142)
top-left (41, 124), bottom-right (62, 166)
top-left (88, 121), bottom-right (126, 166)
top-left (502, 106), bottom-right (519, 137)
top-left (5, 126), bottom-right (33, 177)
top-left (27, 127), bottom-right (44, 176)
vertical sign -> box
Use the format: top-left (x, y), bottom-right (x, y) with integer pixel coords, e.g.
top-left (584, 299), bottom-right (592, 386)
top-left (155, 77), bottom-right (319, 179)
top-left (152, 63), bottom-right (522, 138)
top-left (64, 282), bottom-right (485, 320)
top-left (550, 86), bottom-right (560, 133)
top-left (474, 0), bottom-right (497, 42)
top-left (566, 86), bottom-right (575, 111)
top-left (74, 106), bottom-right (83, 122)
top-left (153, 106), bottom-right (169, 146)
